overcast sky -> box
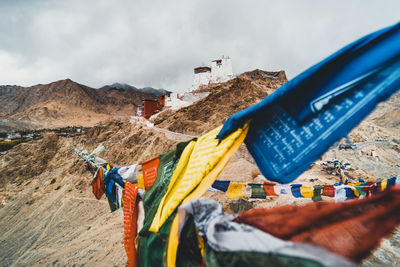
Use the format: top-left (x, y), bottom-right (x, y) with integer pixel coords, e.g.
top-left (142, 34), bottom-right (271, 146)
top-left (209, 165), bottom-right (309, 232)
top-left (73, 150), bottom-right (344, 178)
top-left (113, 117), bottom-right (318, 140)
top-left (0, 0), bottom-right (399, 92)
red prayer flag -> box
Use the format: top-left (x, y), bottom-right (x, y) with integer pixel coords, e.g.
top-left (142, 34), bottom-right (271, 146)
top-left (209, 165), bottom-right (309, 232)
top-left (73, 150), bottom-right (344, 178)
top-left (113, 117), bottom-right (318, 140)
top-left (322, 184), bottom-right (335, 197)
top-left (91, 167), bottom-right (105, 200)
top-left (235, 187), bottom-right (400, 263)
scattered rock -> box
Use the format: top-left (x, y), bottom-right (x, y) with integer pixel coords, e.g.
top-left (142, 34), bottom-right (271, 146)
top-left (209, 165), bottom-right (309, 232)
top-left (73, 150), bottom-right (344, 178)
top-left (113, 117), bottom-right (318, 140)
top-left (229, 198), bottom-right (254, 213)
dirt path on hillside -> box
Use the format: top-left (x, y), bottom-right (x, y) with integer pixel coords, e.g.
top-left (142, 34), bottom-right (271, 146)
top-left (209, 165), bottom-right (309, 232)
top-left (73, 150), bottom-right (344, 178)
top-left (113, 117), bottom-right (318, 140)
top-left (149, 126), bottom-right (195, 142)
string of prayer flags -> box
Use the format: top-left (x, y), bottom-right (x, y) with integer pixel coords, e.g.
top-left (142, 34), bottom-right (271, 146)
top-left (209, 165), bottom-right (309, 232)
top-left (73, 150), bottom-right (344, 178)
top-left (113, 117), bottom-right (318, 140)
top-left (226, 182), bottom-right (246, 198)
top-left (216, 22), bottom-right (400, 184)
top-left (209, 176), bottom-right (400, 202)
top-left (72, 141), bottom-right (121, 212)
top-left (71, 24), bottom-right (400, 265)
top-left (234, 187), bottom-right (400, 263)
top-left (335, 160), bottom-right (351, 184)
top-left (73, 133), bottom-right (400, 267)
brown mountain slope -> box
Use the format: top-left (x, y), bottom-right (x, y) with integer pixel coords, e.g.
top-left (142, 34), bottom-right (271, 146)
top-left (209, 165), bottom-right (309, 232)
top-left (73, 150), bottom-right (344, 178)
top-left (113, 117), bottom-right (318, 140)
top-left (154, 69), bottom-right (287, 135)
top-left (0, 79), bottom-right (156, 132)
top-left (0, 83), bottom-right (400, 265)
top-left (0, 120), bottom-right (178, 265)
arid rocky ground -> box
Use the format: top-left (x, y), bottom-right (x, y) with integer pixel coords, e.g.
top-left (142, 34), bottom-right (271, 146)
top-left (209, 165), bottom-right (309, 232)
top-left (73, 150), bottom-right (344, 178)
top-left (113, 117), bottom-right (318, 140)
top-left (0, 72), bottom-right (399, 266)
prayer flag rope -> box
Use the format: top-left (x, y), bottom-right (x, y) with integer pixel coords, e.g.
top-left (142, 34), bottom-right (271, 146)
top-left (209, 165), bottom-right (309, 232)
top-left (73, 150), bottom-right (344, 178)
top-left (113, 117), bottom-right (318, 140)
top-left (209, 176), bottom-right (400, 201)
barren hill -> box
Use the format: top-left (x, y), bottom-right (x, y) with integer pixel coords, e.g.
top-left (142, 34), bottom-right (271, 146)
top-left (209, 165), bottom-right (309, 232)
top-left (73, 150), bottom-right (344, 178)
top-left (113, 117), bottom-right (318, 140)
top-left (0, 70), bottom-right (399, 266)
top-left (0, 120), bottom-right (177, 265)
top-left (154, 69), bottom-right (287, 135)
top-left (0, 79), bottom-right (157, 132)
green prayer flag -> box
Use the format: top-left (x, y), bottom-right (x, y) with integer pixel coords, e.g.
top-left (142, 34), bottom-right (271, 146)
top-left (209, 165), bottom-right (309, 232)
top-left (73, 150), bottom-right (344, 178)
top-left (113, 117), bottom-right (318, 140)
top-left (138, 141), bottom-right (191, 267)
top-left (139, 216), bottom-right (175, 267)
top-left (249, 183), bottom-right (266, 199)
top-left (355, 182), bottom-right (367, 196)
top-left (312, 185), bottom-right (324, 202)
top-left (140, 141), bottom-right (190, 234)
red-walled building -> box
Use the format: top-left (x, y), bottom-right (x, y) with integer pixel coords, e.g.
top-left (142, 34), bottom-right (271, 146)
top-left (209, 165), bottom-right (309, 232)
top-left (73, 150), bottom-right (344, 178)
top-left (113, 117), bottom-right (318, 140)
top-left (136, 93), bottom-right (170, 119)
top-left (142, 99), bottom-right (160, 119)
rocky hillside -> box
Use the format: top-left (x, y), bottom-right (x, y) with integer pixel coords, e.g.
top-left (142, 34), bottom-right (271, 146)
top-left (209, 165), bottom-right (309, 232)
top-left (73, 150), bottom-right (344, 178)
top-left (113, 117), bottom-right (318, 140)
top-left (154, 69), bottom-right (287, 135)
top-left (0, 79), bottom-right (157, 132)
top-left (0, 70), bottom-right (399, 266)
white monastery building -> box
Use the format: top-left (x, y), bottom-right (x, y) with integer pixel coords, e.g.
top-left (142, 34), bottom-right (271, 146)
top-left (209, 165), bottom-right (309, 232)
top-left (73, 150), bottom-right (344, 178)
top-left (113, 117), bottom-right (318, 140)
top-left (191, 56), bottom-right (233, 90)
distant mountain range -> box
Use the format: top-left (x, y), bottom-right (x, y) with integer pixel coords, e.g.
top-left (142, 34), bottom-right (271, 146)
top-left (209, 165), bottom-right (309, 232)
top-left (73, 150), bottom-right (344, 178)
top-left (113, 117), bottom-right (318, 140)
top-left (0, 79), bottom-right (164, 132)
top-left (99, 83), bottom-right (170, 97)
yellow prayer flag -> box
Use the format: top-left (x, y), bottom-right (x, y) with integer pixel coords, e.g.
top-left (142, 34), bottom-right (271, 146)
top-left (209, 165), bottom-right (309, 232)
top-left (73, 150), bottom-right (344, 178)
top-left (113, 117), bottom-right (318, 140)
top-left (150, 124), bottom-right (247, 233)
top-left (348, 182), bottom-right (363, 197)
top-left (227, 182), bottom-right (246, 198)
top-left (300, 186), bottom-right (314, 198)
top-left (167, 124), bottom-right (248, 267)
top-left (381, 179), bottom-right (388, 191)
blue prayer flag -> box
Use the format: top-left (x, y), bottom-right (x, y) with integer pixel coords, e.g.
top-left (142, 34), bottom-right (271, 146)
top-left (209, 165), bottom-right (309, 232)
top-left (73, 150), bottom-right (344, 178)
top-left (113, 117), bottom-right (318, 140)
top-left (211, 180), bottom-right (231, 192)
top-left (344, 188), bottom-right (356, 200)
top-left (291, 184), bottom-right (303, 198)
top-left (217, 22), bottom-right (400, 184)
top-left (387, 177), bottom-right (396, 189)
top-left (103, 168), bottom-right (125, 203)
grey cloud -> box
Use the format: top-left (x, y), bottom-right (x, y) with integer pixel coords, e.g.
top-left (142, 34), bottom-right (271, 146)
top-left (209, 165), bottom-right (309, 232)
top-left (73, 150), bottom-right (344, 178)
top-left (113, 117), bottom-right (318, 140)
top-left (0, 0), bottom-right (399, 92)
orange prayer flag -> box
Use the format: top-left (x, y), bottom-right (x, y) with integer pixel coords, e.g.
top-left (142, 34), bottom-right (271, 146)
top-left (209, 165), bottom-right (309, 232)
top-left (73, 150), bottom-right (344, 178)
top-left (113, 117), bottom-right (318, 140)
top-left (123, 182), bottom-right (139, 267)
top-left (140, 157), bottom-right (160, 190)
top-left (263, 181), bottom-right (278, 196)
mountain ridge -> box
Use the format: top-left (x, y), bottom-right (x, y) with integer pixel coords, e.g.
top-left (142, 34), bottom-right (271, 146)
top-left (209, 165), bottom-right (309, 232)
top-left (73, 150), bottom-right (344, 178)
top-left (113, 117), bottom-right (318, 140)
top-left (99, 82), bottom-right (170, 97)
top-left (0, 79), bottom-right (159, 132)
